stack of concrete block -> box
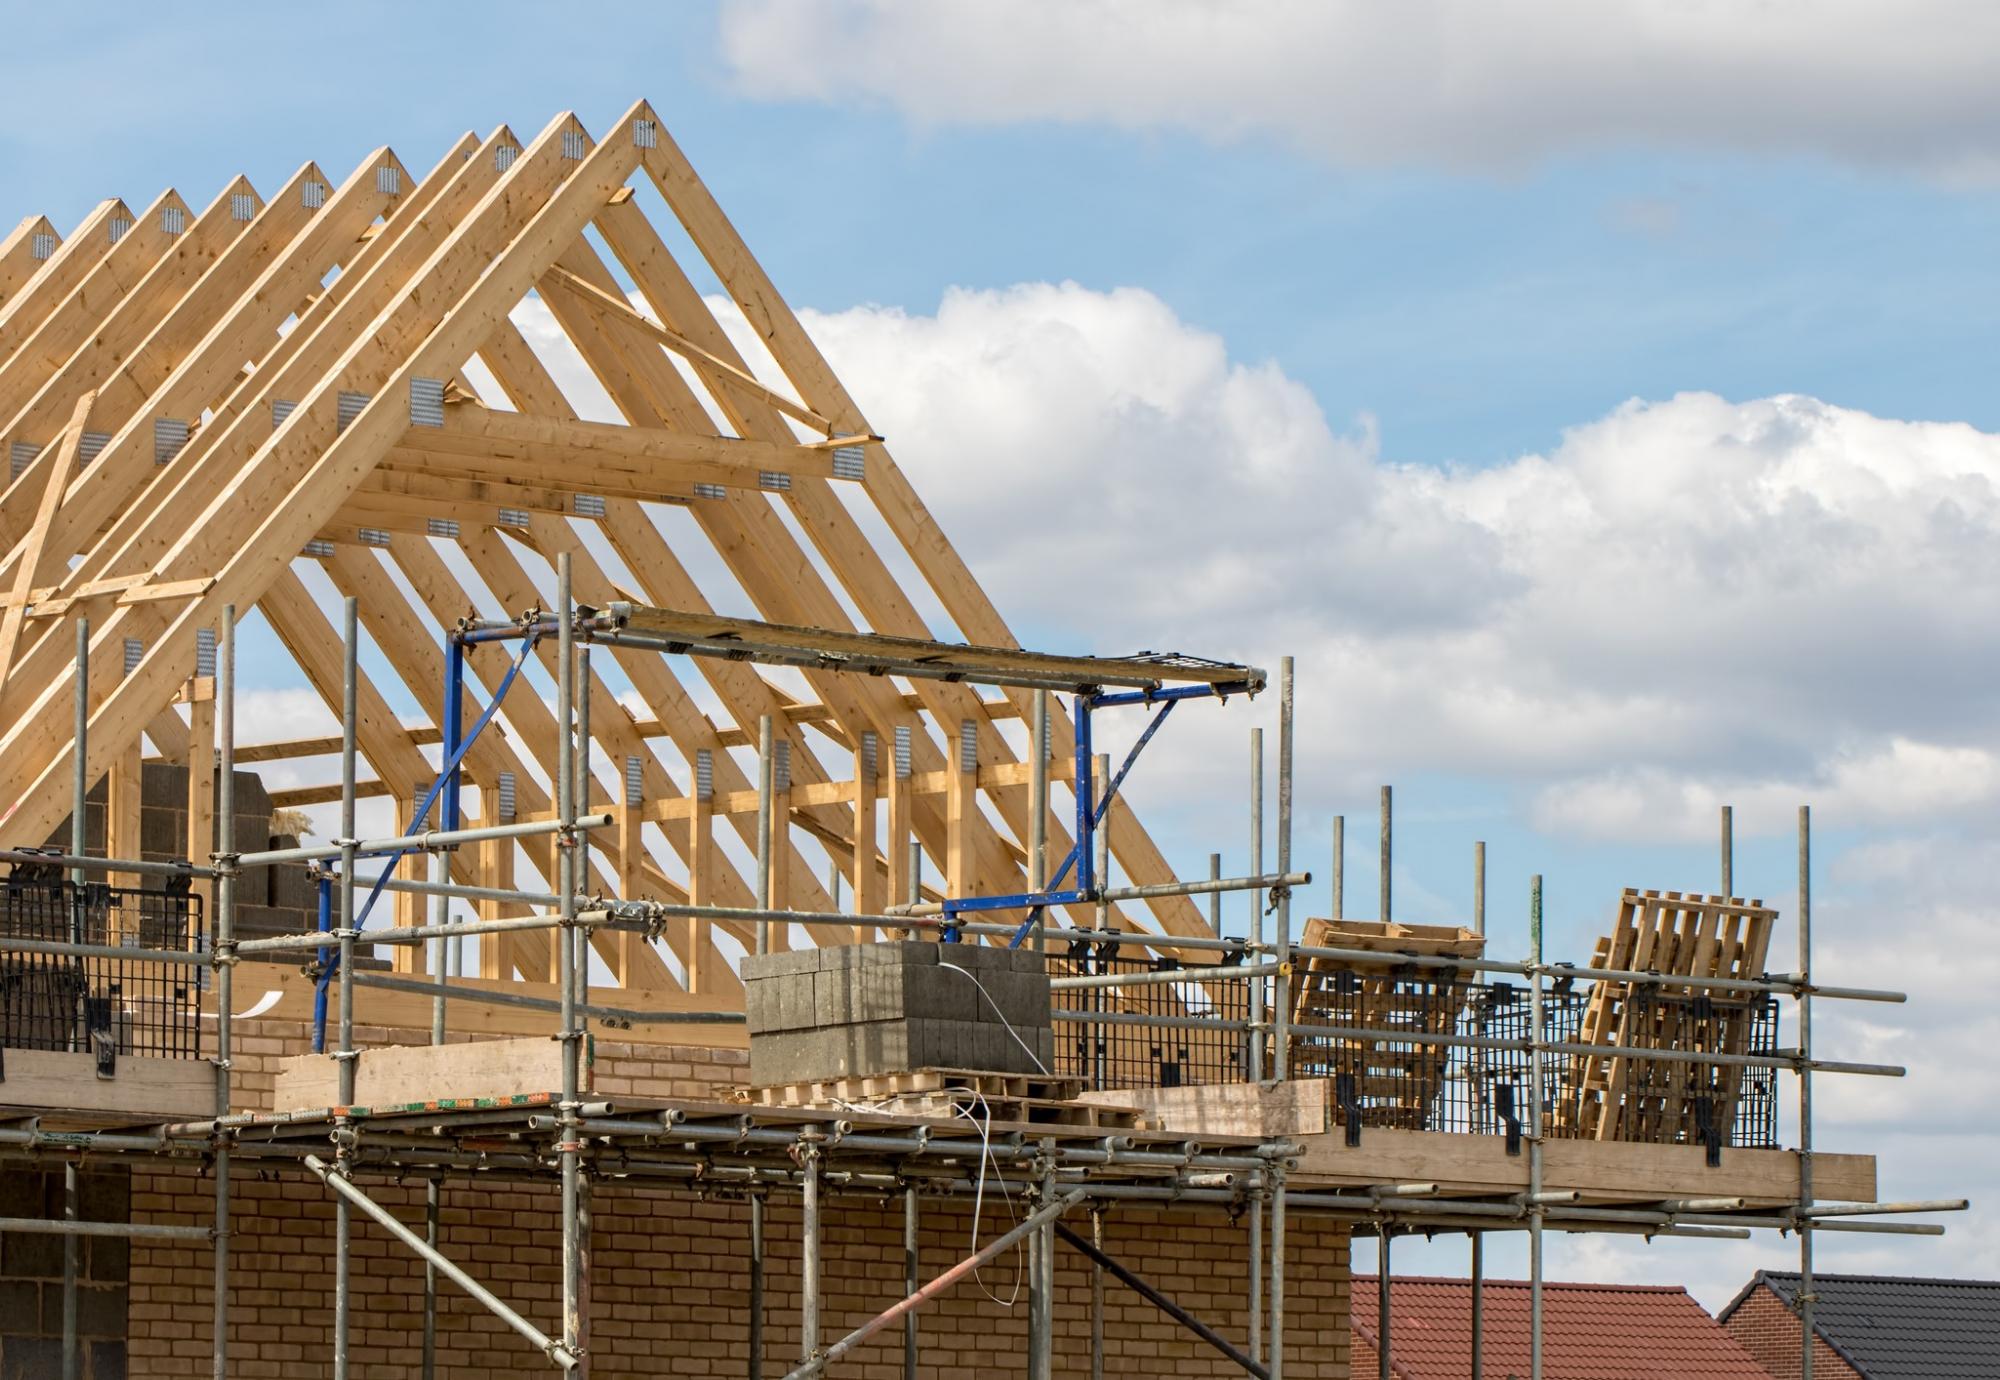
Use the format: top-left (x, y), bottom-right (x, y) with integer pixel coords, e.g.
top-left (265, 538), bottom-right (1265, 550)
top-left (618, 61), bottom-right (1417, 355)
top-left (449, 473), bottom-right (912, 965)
top-left (31, 763), bottom-right (354, 964)
top-left (744, 941), bottom-right (1052, 1087)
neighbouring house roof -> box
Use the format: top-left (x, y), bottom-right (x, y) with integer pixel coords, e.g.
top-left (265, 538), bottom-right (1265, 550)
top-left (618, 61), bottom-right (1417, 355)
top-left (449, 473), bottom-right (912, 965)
top-left (1720, 1271), bottom-right (2000, 1379)
top-left (1353, 1275), bottom-right (1775, 1379)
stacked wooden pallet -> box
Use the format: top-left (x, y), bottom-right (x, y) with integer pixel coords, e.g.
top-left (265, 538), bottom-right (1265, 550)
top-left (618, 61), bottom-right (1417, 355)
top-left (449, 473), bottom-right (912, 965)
top-left (1557, 889), bottom-right (1776, 1145)
top-left (1288, 918), bottom-right (1484, 1130)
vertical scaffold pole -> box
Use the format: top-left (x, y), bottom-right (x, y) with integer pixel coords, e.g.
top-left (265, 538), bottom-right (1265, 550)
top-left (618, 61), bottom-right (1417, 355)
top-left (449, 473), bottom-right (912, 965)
top-left (1473, 841), bottom-right (1485, 937)
top-left (1529, 874), bottom-right (1545, 1380)
top-left (1247, 1168), bottom-right (1263, 1370)
top-left (576, 644), bottom-right (595, 1375)
top-left (1249, 727), bottom-right (1264, 1078)
top-left (1470, 839), bottom-right (1485, 1380)
top-left (423, 657), bottom-right (450, 1380)
top-left (63, 618), bottom-right (87, 1380)
top-left (1074, 693), bottom-right (1095, 896)
top-left (903, 1186), bottom-right (919, 1380)
top-left (1379, 785), bottom-right (1392, 924)
top-left (801, 1140), bottom-right (822, 1366)
top-left (1030, 690), bottom-right (1048, 941)
top-left (556, 554), bottom-right (584, 1371)
top-left (1268, 1160), bottom-right (1287, 1380)
top-left (1469, 1234), bottom-right (1483, 1380)
top-left (333, 597), bottom-right (360, 1380)
top-left (1093, 753), bottom-right (1110, 1089)
top-left (213, 607), bottom-right (237, 1380)
top-left (750, 712), bottom-right (774, 1380)
top-left (1027, 1149), bottom-right (1056, 1380)
top-left (1378, 1230), bottom-right (1392, 1380)
top-left (1721, 804), bottom-right (1734, 897)
top-left (1332, 815), bottom-right (1344, 919)
top-left (1274, 657), bottom-right (1294, 1080)
top-left (757, 714), bottom-right (774, 955)
top-left (1089, 1207), bottom-right (1106, 1380)
top-left (1799, 804), bottom-right (1815, 1380)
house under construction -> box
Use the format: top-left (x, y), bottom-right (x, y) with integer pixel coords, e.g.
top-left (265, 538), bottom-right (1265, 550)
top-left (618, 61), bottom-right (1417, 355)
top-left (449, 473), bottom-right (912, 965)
top-left (0, 101), bottom-right (1963, 1379)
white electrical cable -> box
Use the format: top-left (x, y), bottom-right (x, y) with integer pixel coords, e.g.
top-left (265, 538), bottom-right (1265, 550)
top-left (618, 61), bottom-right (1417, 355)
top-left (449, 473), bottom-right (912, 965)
top-left (938, 960), bottom-right (1051, 1075)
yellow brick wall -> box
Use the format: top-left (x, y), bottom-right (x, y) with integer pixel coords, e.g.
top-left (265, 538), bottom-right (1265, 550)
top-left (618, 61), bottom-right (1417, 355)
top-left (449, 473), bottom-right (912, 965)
top-left (118, 1013), bottom-right (1348, 1375)
top-left (130, 1169), bottom-right (1348, 1377)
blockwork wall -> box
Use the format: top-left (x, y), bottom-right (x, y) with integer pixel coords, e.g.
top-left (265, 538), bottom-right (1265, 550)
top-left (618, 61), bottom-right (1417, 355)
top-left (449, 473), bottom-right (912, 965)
top-left (0, 1167), bottom-right (130, 1380)
top-left (128, 1167), bottom-right (1350, 1378)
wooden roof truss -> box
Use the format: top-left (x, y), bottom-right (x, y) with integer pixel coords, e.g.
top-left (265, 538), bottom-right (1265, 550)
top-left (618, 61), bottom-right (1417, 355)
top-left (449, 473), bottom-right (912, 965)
top-left (0, 103), bottom-right (1252, 998)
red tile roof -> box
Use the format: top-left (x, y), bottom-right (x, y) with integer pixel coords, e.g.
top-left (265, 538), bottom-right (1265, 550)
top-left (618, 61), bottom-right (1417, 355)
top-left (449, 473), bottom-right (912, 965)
top-left (1353, 1275), bottom-right (1776, 1379)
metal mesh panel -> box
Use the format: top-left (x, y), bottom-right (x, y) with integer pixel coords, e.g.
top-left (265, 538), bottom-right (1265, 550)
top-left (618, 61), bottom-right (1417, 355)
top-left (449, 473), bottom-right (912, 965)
top-left (1041, 956), bottom-right (1780, 1147)
top-left (0, 863), bottom-right (204, 1060)
top-left (1045, 948), bottom-right (1253, 1091)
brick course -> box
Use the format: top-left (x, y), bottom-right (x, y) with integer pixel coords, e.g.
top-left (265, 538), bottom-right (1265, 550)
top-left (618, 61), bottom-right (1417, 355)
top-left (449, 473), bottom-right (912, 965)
top-left (1721, 1284), bottom-right (1859, 1380)
top-left (109, 1015), bottom-right (1350, 1376)
top-left (130, 1170), bottom-right (1349, 1377)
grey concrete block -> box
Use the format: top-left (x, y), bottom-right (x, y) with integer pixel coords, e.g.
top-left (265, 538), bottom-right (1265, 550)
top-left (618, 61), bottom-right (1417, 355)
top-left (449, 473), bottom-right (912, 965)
top-left (864, 940), bottom-right (937, 967)
top-left (775, 973), bottom-right (816, 1032)
top-left (743, 981), bottom-right (783, 1036)
top-left (850, 1020), bottom-right (916, 1075)
top-left (938, 940), bottom-right (1001, 970)
top-left (743, 949), bottom-right (819, 982)
top-left (230, 768), bottom-right (273, 819)
top-left (854, 963), bottom-right (900, 1022)
top-left (919, 965), bottom-right (985, 1022)
top-left (269, 863), bottom-right (321, 914)
top-left (142, 762), bottom-right (190, 801)
top-left (976, 969), bottom-right (1051, 1027)
top-left (139, 808), bottom-right (185, 859)
top-left (815, 942), bottom-right (863, 971)
top-left (768, 1021), bottom-right (853, 1083)
top-left (919, 1018), bottom-right (988, 1069)
top-left (813, 968), bottom-right (857, 1025)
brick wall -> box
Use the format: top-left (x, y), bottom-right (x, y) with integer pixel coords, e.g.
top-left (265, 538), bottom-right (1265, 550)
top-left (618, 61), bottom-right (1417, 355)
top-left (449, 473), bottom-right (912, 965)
top-left (1722, 1284), bottom-right (1859, 1380)
top-left (0, 1168), bottom-right (131, 1380)
top-left (89, 1015), bottom-right (1348, 1375)
top-left (129, 1168), bottom-right (1349, 1377)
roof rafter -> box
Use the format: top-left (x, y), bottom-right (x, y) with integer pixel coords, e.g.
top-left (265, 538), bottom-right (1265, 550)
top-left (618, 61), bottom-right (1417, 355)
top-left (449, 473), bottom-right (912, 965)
top-left (0, 100), bottom-right (1243, 1003)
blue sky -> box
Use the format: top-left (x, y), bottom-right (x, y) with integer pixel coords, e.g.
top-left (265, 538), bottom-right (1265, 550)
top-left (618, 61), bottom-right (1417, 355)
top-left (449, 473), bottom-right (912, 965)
top-left (9, 0), bottom-right (1997, 1305)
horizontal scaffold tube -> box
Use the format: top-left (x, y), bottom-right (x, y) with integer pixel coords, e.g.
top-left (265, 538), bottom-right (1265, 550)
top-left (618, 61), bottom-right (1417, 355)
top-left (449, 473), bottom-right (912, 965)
top-left (239, 813), bottom-right (614, 868)
top-left (1285, 940), bottom-right (1906, 1004)
top-left (1051, 960), bottom-right (1280, 991)
top-left (236, 911), bottom-right (595, 955)
top-left (1052, 1008), bottom-right (1255, 1033)
top-left (1297, 1021), bottom-right (1905, 1076)
top-left (0, 935), bottom-right (207, 966)
top-left (0, 848), bottom-right (215, 879)
top-left (885, 871), bottom-right (1312, 918)
top-left (345, 874), bottom-right (563, 907)
top-left (349, 972), bottom-right (746, 1025)
top-left (0, 1216), bottom-right (211, 1240)
top-left (958, 923), bottom-right (1251, 953)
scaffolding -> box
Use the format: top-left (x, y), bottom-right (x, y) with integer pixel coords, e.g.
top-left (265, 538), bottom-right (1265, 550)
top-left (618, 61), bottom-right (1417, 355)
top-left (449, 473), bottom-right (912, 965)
top-left (0, 103), bottom-right (1966, 1380)
top-left (0, 564), bottom-right (1967, 1380)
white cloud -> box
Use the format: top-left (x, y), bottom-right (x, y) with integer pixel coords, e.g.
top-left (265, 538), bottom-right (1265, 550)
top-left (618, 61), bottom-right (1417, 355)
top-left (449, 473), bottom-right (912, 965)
top-left (719, 0), bottom-right (2000, 177)
top-left (497, 276), bottom-right (1994, 1287)
top-left (738, 281), bottom-right (2000, 823)
top-left (1534, 739), bottom-right (2000, 843)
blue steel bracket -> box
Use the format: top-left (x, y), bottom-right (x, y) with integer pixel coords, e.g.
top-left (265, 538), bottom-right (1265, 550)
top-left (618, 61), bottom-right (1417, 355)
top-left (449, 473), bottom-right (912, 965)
top-left (944, 888), bottom-right (1092, 917)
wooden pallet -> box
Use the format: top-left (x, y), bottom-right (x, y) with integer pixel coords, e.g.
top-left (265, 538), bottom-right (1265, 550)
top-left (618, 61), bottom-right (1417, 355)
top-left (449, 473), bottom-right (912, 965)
top-left (1556, 889), bottom-right (1776, 1145)
top-left (737, 1067), bottom-right (1134, 1128)
top-left (1287, 918), bottom-right (1484, 1130)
